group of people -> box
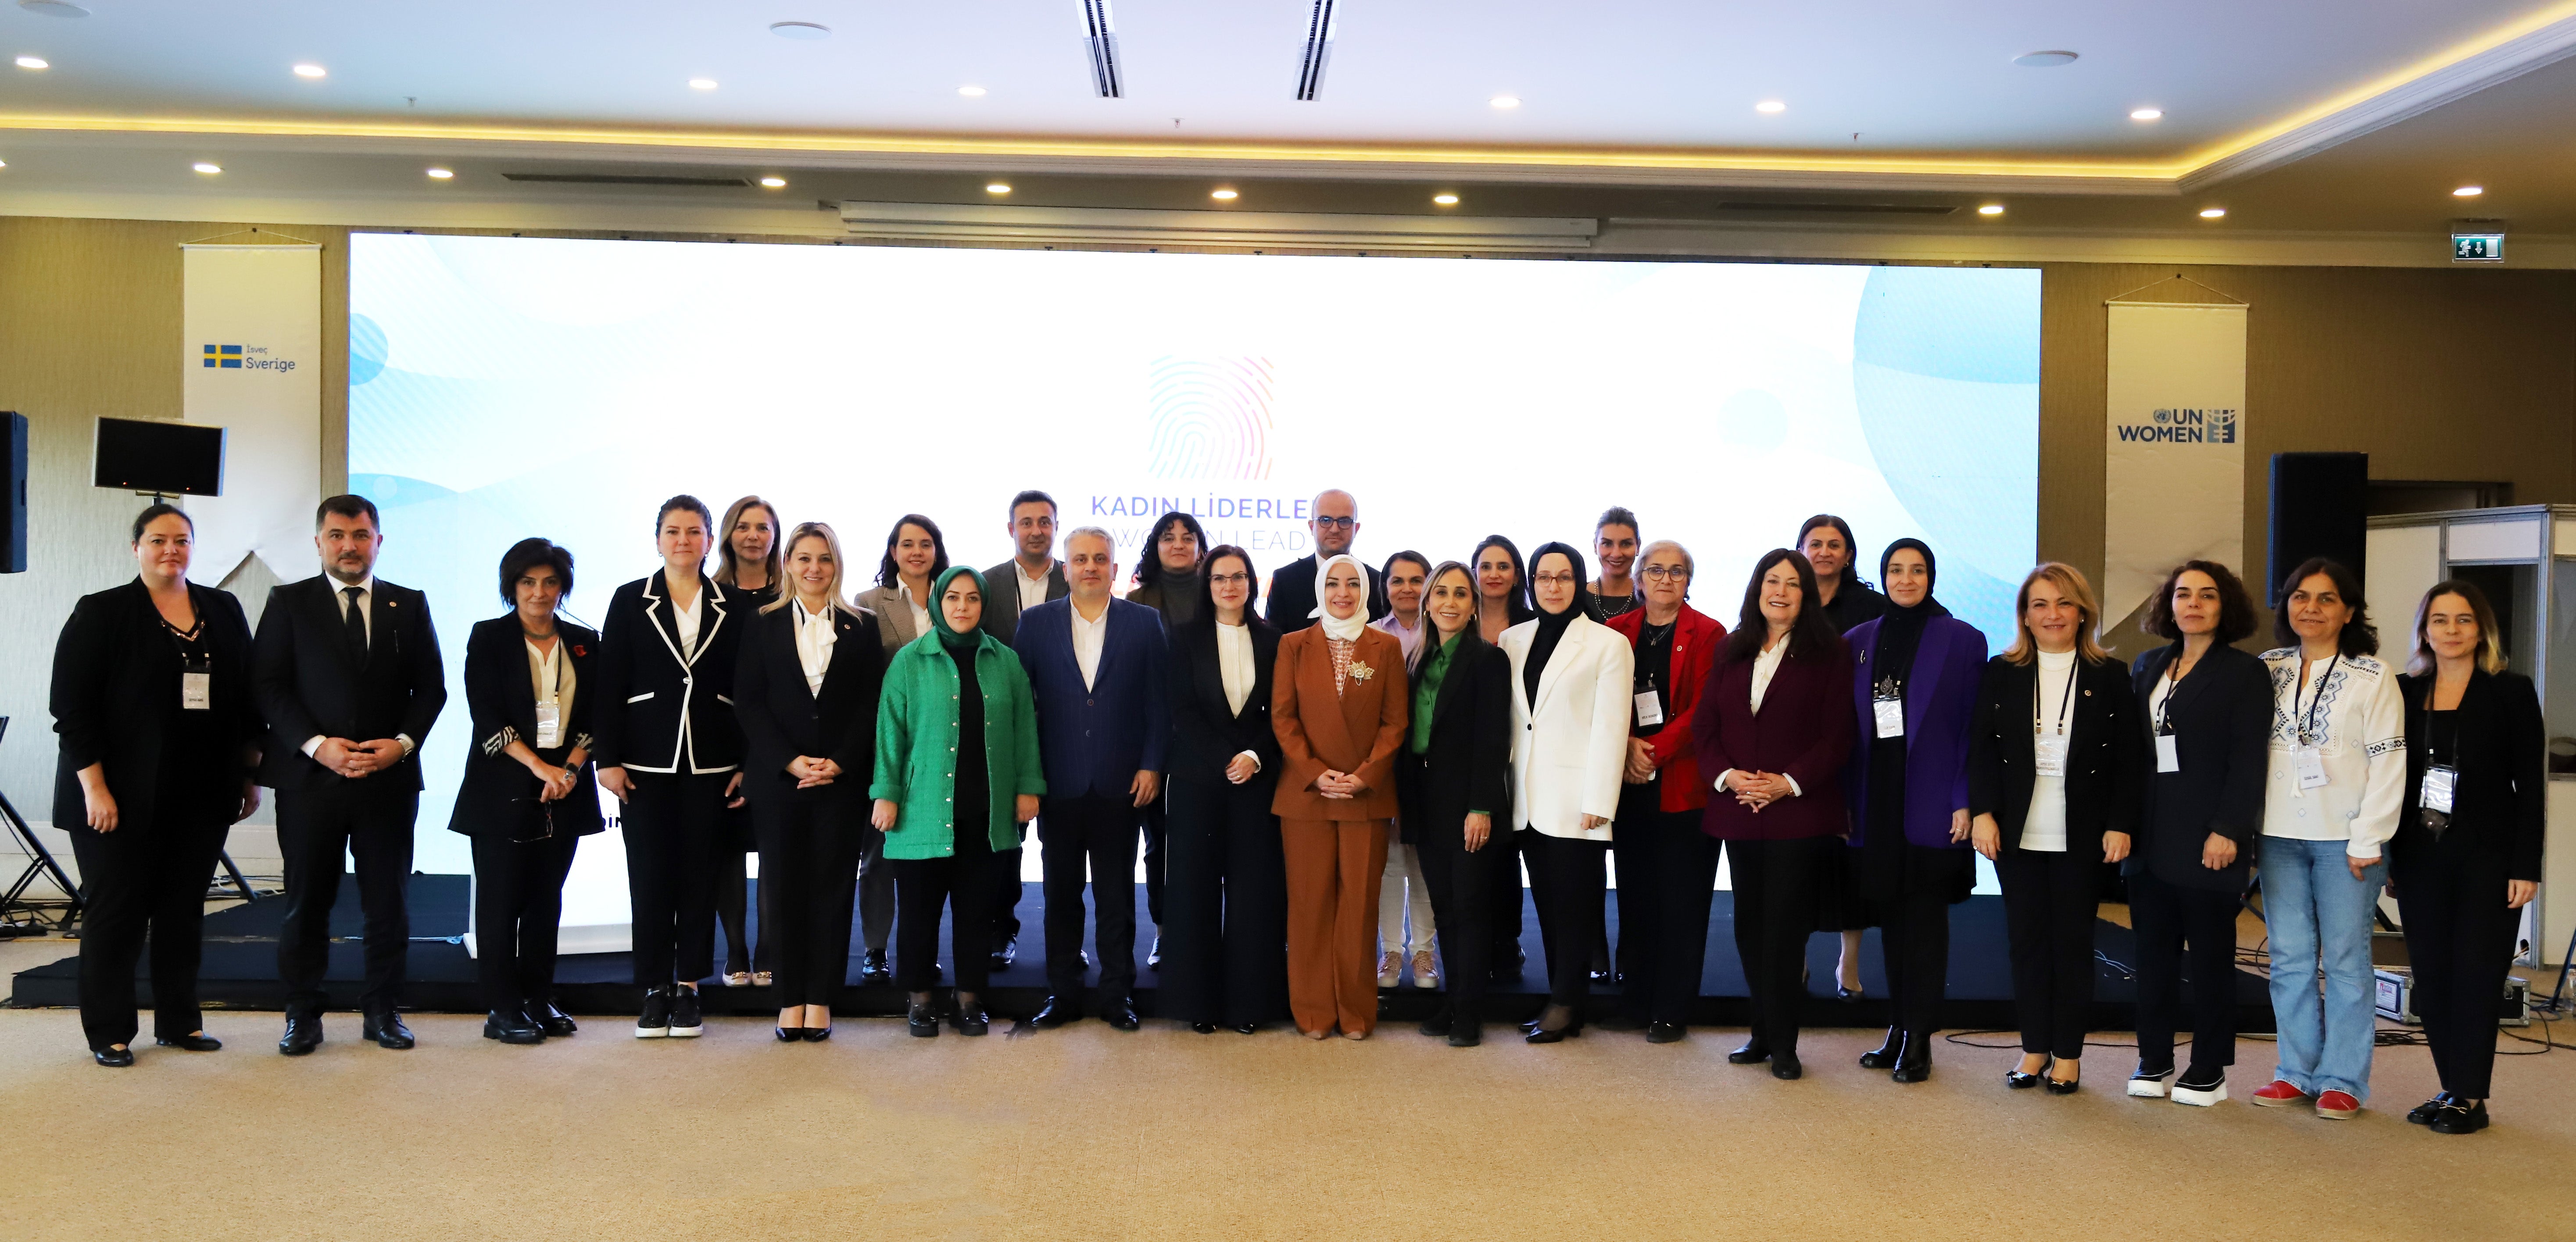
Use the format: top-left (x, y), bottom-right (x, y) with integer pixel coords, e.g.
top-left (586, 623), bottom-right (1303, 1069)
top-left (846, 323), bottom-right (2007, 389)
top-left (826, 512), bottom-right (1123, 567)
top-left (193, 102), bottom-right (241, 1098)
top-left (48, 489), bottom-right (2542, 1136)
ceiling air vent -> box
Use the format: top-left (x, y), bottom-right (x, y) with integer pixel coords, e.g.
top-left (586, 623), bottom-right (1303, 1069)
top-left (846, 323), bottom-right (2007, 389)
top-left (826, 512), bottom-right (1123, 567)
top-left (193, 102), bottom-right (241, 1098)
top-left (500, 173), bottom-right (753, 187)
top-left (1714, 201), bottom-right (1959, 215)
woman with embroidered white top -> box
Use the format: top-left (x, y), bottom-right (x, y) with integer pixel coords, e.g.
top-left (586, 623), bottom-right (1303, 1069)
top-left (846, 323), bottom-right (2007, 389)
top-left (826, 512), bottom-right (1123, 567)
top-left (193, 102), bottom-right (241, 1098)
top-left (2251, 557), bottom-right (2405, 1120)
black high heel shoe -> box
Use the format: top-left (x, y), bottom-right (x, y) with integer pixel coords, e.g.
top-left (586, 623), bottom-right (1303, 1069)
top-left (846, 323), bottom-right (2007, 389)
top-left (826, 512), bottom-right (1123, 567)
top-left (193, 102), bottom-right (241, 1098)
top-left (1524, 1007), bottom-right (1584, 1045)
top-left (1231, 1022), bottom-right (1259, 1035)
top-left (2005, 1056), bottom-right (2046, 1089)
top-left (1858, 1026), bottom-right (1903, 1070)
top-left (775, 1024), bottom-right (804, 1042)
top-left (1190, 1021), bottom-right (1216, 1035)
top-left (802, 1024), bottom-right (834, 1042)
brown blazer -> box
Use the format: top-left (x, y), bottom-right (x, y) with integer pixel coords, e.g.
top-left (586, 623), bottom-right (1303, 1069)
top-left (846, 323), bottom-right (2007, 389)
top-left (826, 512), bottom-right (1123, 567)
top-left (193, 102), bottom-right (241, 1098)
top-left (1270, 625), bottom-right (1409, 821)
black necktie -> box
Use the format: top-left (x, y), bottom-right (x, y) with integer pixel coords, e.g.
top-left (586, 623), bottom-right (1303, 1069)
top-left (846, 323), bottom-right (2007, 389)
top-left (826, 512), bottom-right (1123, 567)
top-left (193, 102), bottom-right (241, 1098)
top-left (343, 585), bottom-right (369, 660)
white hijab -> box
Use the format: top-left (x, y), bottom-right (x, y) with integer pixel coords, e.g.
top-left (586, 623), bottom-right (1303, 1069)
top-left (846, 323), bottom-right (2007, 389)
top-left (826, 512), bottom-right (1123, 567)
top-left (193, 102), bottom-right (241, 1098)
top-left (1309, 553), bottom-right (1370, 642)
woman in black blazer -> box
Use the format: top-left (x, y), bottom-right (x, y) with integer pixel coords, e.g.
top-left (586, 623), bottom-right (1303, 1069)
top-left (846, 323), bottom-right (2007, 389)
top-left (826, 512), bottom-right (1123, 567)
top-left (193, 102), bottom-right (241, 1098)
top-left (2391, 581), bottom-right (2543, 1135)
top-left (1400, 561), bottom-right (1512, 1046)
top-left (2124, 560), bottom-right (2271, 1107)
top-left (594, 494), bottom-right (746, 1039)
top-left (1161, 546), bottom-right (1289, 1034)
top-left (49, 505), bottom-right (262, 1066)
top-left (711, 495), bottom-right (781, 989)
top-left (448, 539), bottom-right (601, 1045)
top-left (1969, 563), bottom-right (2143, 1093)
top-left (734, 522), bottom-right (885, 1041)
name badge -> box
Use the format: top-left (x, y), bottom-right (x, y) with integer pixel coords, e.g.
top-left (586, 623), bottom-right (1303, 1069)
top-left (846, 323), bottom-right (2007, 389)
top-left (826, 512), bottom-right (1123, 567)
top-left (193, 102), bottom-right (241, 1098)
top-left (2420, 764), bottom-right (2457, 814)
top-left (2292, 743), bottom-right (2328, 790)
top-left (1633, 690), bottom-right (1664, 728)
top-left (1873, 696), bottom-right (1904, 739)
top-left (181, 662), bottom-right (212, 712)
top-left (535, 700), bottom-right (562, 750)
top-left (2033, 733), bottom-right (2068, 777)
top-left (2155, 733), bottom-right (2180, 774)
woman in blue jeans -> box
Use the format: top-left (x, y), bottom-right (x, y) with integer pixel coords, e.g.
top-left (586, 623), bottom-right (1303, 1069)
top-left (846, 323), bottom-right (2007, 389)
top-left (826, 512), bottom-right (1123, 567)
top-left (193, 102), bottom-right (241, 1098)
top-left (2253, 558), bottom-right (2404, 1120)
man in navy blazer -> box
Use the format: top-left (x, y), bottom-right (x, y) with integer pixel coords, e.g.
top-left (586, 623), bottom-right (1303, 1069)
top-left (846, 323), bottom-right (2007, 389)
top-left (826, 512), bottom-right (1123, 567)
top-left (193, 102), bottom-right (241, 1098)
top-left (1012, 526), bottom-right (1170, 1030)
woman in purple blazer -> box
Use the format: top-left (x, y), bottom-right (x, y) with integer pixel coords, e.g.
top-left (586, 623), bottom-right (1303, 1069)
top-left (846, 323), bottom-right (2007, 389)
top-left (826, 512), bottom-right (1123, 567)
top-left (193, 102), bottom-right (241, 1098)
top-left (1842, 539), bottom-right (1989, 1085)
top-left (1693, 548), bottom-right (1853, 1081)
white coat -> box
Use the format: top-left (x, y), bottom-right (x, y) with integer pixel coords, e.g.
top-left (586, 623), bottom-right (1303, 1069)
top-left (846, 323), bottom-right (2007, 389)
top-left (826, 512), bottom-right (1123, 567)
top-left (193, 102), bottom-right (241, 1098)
top-left (1500, 613), bottom-right (1636, 842)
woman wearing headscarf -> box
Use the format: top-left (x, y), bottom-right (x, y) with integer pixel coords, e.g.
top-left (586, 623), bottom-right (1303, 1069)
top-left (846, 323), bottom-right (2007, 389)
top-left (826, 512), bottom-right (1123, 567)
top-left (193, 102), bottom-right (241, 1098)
top-left (872, 565), bottom-right (1045, 1038)
top-left (1501, 542), bottom-right (1635, 1043)
top-left (1800, 513), bottom-right (1886, 1000)
top-left (734, 522), bottom-right (885, 1041)
top-left (1123, 509), bottom-right (1206, 964)
top-left (1271, 553), bottom-right (1410, 1039)
top-left (1841, 539), bottom-right (1988, 1082)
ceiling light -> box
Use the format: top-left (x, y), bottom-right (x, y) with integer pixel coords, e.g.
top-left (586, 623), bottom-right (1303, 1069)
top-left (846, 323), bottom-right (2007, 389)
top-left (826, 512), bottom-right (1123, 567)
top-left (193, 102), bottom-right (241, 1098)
top-left (758, 176), bottom-right (786, 188)
top-left (0, 160), bottom-right (8, 168)
top-left (985, 182), bottom-right (1011, 194)
top-left (1489, 95), bottom-right (1520, 109)
top-left (2011, 50), bottom-right (2078, 68)
top-left (14, 56), bottom-right (47, 69)
top-left (1977, 203), bottom-right (2004, 216)
top-left (957, 85), bottom-right (986, 97)
top-left (292, 63), bottom-right (326, 79)
top-left (1755, 100), bottom-right (1785, 114)
top-left (17, 1), bottom-right (89, 16)
top-left (2453, 185), bottom-right (2483, 197)
top-left (1432, 193), bottom-right (1459, 206)
top-left (688, 78), bottom-right (717, 90)
top-left (192, 162), bottom-right (221, 174)
top-left (2130, 107), bottom-right (2162, 121)
top-left (2199, 207), bottom-right (2225, 218)
top-left (768, 21), bottom-right (829, 40)
top-left (425, 167), bottom-right (453, 179)
top-left (1210, 188), bottom-right (1238, 200)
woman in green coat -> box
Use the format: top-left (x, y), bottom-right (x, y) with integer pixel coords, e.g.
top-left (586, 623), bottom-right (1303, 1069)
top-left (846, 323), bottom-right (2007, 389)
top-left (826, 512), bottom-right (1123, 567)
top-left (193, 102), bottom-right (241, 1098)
top-left (872, 565), bottom-right (1046, 1037)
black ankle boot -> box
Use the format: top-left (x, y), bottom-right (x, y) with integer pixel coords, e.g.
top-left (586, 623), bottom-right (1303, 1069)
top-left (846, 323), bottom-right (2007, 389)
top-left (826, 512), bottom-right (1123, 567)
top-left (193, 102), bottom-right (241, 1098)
top-left (1890, 1031), bottom-right (1933, 1083)
top-left (1858, 1026), bottom-right (1902, 1070)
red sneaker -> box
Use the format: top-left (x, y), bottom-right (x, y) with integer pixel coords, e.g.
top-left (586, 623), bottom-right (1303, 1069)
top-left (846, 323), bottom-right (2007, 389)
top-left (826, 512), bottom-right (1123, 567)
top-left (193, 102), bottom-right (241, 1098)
top-left (2315, 1090), bottom-right (2361, 1119)
top-left (2250, 1080), bottom-right (2310, 1107)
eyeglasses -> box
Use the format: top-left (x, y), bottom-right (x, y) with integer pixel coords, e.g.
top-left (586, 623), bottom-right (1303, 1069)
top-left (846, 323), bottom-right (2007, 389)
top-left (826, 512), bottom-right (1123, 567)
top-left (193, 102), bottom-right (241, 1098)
top-left (1207, 572), bottom-right (1250, 586)
top-left (1531, 572), bottom-right (1578, 586)
top-left (1640, 565), bottom-right (1689, 582)
top-left (1312, 516), bottom-right (1355, 530)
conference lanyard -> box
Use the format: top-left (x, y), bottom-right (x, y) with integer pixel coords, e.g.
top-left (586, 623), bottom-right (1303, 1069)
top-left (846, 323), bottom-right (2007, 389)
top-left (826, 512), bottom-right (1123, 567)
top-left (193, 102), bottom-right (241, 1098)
top-left (2154, 661), bottom-right (2180, 773)
top-left (530, 637), bottom-right (564, 750)
top-left (2032, 658), bottom-right (2077, 777)
top-left (2290, 655), bottom-right (2337, 792)
top-left (165, 618), bottom-right (212, 712)
top-left (2419, 685), bottom-right (2459, 834)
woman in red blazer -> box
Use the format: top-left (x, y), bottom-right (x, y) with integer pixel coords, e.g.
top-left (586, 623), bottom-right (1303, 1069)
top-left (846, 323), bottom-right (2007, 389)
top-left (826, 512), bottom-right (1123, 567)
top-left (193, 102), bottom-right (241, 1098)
top-left (1691, 548), bottom-right (1855, 1080)
top-left (1606, 540), bottom-right (1727, 1042)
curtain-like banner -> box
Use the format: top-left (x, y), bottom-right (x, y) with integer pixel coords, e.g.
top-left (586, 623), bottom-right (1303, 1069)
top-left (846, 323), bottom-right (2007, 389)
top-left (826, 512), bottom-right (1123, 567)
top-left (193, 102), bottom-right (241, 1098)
top-left (2103, 301), bottom-right (2247, 623)
top-left (182, 243), bottom-right (322, 587)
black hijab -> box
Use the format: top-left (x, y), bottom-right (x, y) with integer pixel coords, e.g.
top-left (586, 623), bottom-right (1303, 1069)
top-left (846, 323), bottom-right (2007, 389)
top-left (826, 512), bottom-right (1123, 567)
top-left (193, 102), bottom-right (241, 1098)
top-left (1871, 538), bottom-right (1946, 687)
top-left (1523, 542), bottom-right (1594, 703)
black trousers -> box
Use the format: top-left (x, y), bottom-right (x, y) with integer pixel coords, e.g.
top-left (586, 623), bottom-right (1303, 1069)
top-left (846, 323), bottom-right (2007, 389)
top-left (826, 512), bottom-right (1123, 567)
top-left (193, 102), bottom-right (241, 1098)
top-left (1879, 865), bottom-right (1955, 1040)
top-left (469, 829), bottom-right (581, 1014)
top-left (1488, 830), bottom-right (1526, 971)
top-left (1724, 835), bottom-right (1828, 1056)
top-left (1141, 790), bottom-right (1169, 929)
top-left (276, 784), bottom-right (419, 1017)
top-left (1619, 806), bottom-right (1719, 1027)
top-left (621, 771), bottom-right (726, 988)
top-left (1414, 802), bottom-right (1503, 1028)
top-left (892, 817), bottom-right (1005, 995)
top-left (2395, 848), bottom-right (2519, 1099)
top-left (1041, 792), bottom-right (1141, 1003)
top-left (715, 803), bottom-right (774, 976)
top-left (75, 812), bottom-right (229, 1050)
top-left (753, 783), bottom-right (863, 1006)
top-left (2128, 869), bottom-right (2241, 1074)
top-left (1998, 848), bottom-right (2099, 1059)
top-left (1524, 831), bottom-right (1609, 1011)
top-left (992, 823), bottom-right (1027, 945)
top-left (1160, 772), bottom-right (1288, 1026)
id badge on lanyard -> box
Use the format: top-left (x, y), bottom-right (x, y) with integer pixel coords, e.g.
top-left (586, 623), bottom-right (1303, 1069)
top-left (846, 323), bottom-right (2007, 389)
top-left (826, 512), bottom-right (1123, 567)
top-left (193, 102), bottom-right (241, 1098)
top-left (180, 657), bottom-right (212, 711)
top-left (2292, 740), bottom-right (2328, 790)
top-left (535, 700), bottom-right (562, 749)
top-left (2290, 656), bottom-right (2337, 791)
top-left (1872, 676), bottom-right (1905, 739)
top-left (2033, 660), bottom-right (2076, 777)
top-left (1633, 689), bottom-right (1664, 728)
top-left (2420, 764), bottom-right (2457, 814)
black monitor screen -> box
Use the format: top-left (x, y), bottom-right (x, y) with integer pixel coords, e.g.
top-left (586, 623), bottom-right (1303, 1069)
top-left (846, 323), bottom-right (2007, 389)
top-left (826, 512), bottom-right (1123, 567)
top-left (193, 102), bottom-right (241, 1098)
top-left (93, 418), bottom-right (225, 496)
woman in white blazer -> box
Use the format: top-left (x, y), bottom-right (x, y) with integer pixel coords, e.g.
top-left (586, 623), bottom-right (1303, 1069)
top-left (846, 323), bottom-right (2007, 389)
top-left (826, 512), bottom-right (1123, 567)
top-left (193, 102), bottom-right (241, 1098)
top-left (1501, 542), bottom-right (1635, 1043)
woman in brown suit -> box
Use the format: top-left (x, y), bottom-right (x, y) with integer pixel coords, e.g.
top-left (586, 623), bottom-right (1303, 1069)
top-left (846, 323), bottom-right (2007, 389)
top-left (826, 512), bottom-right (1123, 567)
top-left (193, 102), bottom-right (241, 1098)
top-left (1273, 553), bottom-right (1411, 1039)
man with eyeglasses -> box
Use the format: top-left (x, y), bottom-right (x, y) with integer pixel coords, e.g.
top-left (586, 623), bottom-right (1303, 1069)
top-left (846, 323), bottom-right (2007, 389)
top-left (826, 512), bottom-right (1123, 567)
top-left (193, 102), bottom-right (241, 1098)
top-left (1263, 489), bottom-right (1385, 633)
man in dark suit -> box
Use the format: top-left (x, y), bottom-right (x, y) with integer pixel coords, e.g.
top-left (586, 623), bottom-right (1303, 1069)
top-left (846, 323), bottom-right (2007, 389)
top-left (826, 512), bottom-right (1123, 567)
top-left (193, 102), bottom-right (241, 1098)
top-left (1263, 488), bottom-right (1385, 632)
top-left (253, 495), bottom-right (447, 1055)
top-left (1012, 526), bottom-right (1169, 1030)
top-left (982, 489), bottom-right (1070, 971)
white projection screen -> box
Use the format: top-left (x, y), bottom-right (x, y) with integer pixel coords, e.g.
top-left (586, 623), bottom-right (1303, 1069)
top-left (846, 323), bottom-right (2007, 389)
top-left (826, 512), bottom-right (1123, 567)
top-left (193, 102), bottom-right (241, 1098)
top-left (348, 232), bottom-right (2040, 887)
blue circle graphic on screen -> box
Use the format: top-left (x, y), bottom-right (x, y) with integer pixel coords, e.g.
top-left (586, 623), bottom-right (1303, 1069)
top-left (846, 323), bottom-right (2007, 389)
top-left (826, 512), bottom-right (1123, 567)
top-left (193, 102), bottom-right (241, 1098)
top-left (1851, 267), bottom-right (2040, 635)
top-left (349, 313), bottom-right (388, 386)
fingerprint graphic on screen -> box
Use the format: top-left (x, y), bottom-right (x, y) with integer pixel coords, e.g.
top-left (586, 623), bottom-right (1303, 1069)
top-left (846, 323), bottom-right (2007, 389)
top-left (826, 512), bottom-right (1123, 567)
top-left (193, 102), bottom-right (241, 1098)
top-left (1146, 356), bottom-right (1276, 479)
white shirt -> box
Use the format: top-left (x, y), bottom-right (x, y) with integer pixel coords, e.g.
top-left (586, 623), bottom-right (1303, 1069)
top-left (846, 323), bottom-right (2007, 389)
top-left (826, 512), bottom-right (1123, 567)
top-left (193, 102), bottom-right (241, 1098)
top-left (1216, 620), bottom-right (1256, 716)
top-left (301, 574), bottom-right (416, 759)
top-left (1714, 633), bottom-right (1800, 797)
top-left (1070, 598), bottom-right (1109, 691)
top-left (671, 584), bottom-right (703, 655)
top-left (1016, 559), bottom-right (1055, 613)
top-left (792, 600), bottom-right (836, 697)
top-left (2020, 648), bottom-right (2078, 853)
top-left (2259, 648), bottom-right (2407, 857)
top-left (898, 581), bottom-right (933, 647)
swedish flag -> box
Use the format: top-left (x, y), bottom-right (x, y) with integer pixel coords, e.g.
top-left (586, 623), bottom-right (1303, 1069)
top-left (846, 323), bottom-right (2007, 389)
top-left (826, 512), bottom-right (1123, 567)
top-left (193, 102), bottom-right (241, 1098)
top-left (202, 344), bottom-right (242, 369)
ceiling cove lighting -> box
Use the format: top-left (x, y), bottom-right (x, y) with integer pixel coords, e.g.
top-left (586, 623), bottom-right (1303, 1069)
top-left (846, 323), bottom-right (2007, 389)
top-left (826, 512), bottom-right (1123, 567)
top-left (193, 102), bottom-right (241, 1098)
top-left (1293, 0), bottom-right (1337, 101)
top-left (426, 167), bottom-right (453, 179)
top-left (2199, 207), bottom-right (2225, 218)
top-left (2011, 50), bottom-right (2078, 68)
top-left (758, 175), bottom-right (786, 188)
top-left (14, 55), bottom-right (47, 69)
top-left (2130, 107), bottom-right (2162, 121)
top-left (768, 21), bottom-right (829, 40)
top-left (1432, 193), bottom-right (1459, 205)
top-left (292, 63), bottom-right (326, 79)
top-left (1489, 94), bottom-right (1520, 109)
top-left (1080, 0), bottom-right (1122, 99)
top-left (957, 85), bottom-right (986, 97)
top-left (2453, 185), bottom-right (2484, 197)
top-left (1976, 203), bottom-right (2004, 215)
top-left (1210, 188), bottom-right (1238, 200)
top-left (688, 78), bottom-right (718, 90)
top-left (985, 182), bottom-right (1011, 194)
top-left (17, 1), bottom-right (87, 15)
top-left (192, 162), bottom-right (221, 174)
top-left (1755, 100), bottom-right (1785, 114)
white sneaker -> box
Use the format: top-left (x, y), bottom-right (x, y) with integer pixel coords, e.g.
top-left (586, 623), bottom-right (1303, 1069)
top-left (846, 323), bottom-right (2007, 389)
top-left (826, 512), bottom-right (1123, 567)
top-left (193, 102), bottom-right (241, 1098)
top-left (1412, 950), bottom-right (1439, 989)
top-left (2171, 1071), bottom-right (2227, 1107)
top-left (1377, 951), bottom-right (1402, 989)
top-left (2127, 1066), bottom-right (2170, 1098)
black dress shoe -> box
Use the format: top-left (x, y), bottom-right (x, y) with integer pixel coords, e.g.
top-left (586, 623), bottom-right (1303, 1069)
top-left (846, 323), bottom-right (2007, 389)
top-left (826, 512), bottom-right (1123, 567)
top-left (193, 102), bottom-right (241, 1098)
top-left (2407, 1093), bottom-right (2456, 1125)
top-left (1190, 1021), bottom-right (1217, 1035)
top-left (907, 1002), bottom-right (940, 1037)
top-left (1727, 1040), bottom-right (1772, 1065)
top-left (1030, 996), bottom-right (1076, 1028)
top-left (1105, 1002), bottom-right (1141, 1031)
top-left (1447, 1025), bottom-right (1481, 1048)
top-left (279, 1014), bottom-right (323, 1056)
top-left (1836, 985), bottom-right (1865, 1002)
top-left (1524, 1017), bottom-right (1583, 1045)
top-left (483, 1010), bottom-right (544, 1045)
top-left (1770, 1053), bottom-right (1804, 1080)
top-left (525, 1000), bottom-right (578, 1037)
top-left (93, 1046), bottom-right (135, 1067)
top-left (2005, 1067), bottom-right (2043, 1089)
top-left (1148, 935), bottom-right (1164, 970)
top-left (2044, 1073), bottom-right (2081, 1096)
top-left (2429, 1100), bottom-right (2490, 1134)
top-left (1858, 1026), bottom-right (1902, 1070)
top-left (952, 1007), bottom-right (989, 1037)
top-left (1587, 966), bottom-right (1613, 985)
top-left (801, 1024), bottom-right (833, 1042)
top-left (859, 949), bottom-right (894, 986)
top-left (1646, 1021), bottom-right (1686, 1045)
top-left (988, 935), bottom-right (1018, 973)
top-left (666, 988), bottom-right (704, 1038)
top-left (1417, 1009), bottom-right (1455, 1039)
top-left (776, 1025), bottom-right (804, 1042)
top-left (1231, 1022), bottom-right (1259, 1035)
top-left (155, 1033), bottom-right (222, 1052)
top-left (361, 1012), bottom-right (415, 1049)
top-left (1890, 1032), bottom-right (1932, 1084)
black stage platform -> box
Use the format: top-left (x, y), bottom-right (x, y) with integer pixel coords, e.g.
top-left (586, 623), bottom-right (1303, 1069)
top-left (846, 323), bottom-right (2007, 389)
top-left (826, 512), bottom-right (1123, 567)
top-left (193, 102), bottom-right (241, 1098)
top-left (7, 875), bottom-right (2275, 1031)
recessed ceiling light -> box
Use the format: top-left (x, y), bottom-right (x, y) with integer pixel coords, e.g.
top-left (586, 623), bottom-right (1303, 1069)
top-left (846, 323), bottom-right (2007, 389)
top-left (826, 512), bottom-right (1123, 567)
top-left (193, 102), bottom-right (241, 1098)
top-left (292, 63), bottom-right (326, 79)
top-left (0, 159), bottom-right (9, 168)
top-left (985, 182), bottom-right (1011, 194)
top-left (2130, 107), bottom-right (2162, 121)
top-left (2199, 207), bottom-right (2226, 218)
top-left (768, 21), bottom-right (829, 40)
top-left (14, 56), bottom-right (47, 69)
top-left (957, 85), bottom-right (987, 97)
top-left (192, 162), bottom-right (221, 174)
top-left (758, 175), bottom-right (786, 188)
top-left (1977, 203), bottom-right (2005, 216)
top-left (1210, 188), bottom-right (1238, 200)
top-left (688, 78), bottom-right (718, 90)
top-left (2453, 185), bottom-right (2484, 197)
top-left (1755, 100), bottom-right (1786, 114)
top-left (17, 1), bottom-right (89, 16)
top-left (425, 167), bottom-right (453, 179)
top-left (2011, 50), bottom-right (2078, 68)
top-left (1489, 95), bottom-right (1520, 109)
top-left (1432, 193), bottom-right (1459, 205)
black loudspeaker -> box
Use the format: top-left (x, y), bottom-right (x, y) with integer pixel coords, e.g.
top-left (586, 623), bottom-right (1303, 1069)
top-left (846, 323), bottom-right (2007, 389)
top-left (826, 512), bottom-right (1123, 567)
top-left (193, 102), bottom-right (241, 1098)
top-left (2267, 451), bottom-right (2368, 607)
top-left (2, 412), bottom-right (24, 574)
